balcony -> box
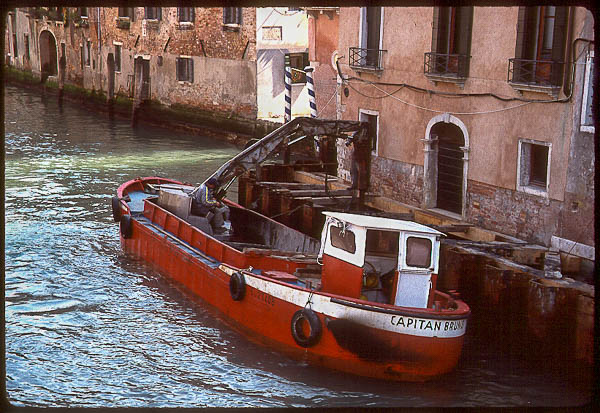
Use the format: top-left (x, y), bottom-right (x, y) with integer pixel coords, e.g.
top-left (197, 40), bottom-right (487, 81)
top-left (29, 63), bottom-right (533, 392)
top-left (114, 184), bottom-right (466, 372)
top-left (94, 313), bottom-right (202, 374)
top-left (424, 52), bottom-right (470, 87)
top-left (349, 47), bottom-right (385, 73)
top-left (508, 58), bottom-right (566, 97)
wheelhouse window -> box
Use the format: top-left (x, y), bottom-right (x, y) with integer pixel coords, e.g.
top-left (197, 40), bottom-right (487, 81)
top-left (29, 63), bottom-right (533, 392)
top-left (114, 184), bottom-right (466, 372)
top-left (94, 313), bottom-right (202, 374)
top-left (223, 7), bottom-right (242, 25)
top-left (517, 139), bottom-right (551, 195)
top-left (178, 7), bottom-right (194, 23)
top-left (425, 6), bottom-right (473, 80)
top-left (366, 230), bottom-right (398, 256)
top-left (330, 226), bottom-right (356, 254)
top-left (405, 237), bottom-right (432, 268)
top-left (145, 7), bottom-right (161, 20)
top-left (176, 57), bottom-right (194, 83)
top-left (510, 6), bottom-right (569, 88)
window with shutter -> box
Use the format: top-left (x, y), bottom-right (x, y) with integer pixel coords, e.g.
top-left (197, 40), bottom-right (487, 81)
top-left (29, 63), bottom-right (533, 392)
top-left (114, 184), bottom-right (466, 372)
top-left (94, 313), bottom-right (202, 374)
top-left (580, 50), bottom-right (595, 133)
top-left (223, 7), bottom-right (242, 25)
top-left (178, 7), bottom-right (194, 23)
top-left (176, 57), bottom-right (193, 83)
top-left (145, 7), bottom-right (161, 20)
top-left (511, 6), bottom-right (568, 87)
top-left (427, 6), bottom-right (472, 78)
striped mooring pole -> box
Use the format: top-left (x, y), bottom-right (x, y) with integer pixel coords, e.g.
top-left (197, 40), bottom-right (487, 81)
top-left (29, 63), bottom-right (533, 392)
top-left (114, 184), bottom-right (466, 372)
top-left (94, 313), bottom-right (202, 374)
top-left (304, 66), bottom-right (317, 118)
top-left (284, 55), bottom-right (292, 123)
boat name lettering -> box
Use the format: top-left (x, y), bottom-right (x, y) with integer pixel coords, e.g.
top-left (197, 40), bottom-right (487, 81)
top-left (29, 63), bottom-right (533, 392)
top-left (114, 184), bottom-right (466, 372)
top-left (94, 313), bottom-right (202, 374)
top-left (250, 288), bottom-right (275, 306)
top-left (390, 315), bottom-right (442, 331)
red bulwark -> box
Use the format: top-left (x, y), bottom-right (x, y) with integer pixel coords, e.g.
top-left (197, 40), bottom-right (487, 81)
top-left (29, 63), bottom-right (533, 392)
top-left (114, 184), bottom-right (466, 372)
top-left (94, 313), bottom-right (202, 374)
top-left (320, 254), bottom-right (363, 298)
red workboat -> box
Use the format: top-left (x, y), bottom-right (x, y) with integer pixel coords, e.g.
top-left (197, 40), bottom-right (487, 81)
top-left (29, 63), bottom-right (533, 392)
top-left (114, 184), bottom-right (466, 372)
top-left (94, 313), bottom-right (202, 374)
top-left (112, 118), bottom-right (470, 381)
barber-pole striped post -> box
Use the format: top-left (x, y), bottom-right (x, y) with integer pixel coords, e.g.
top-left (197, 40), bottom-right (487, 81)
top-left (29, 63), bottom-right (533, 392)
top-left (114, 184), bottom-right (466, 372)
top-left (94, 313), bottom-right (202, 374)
top-left (284, 55), bottom-right (292, 123)
top-left (304, 66), bottom-right (317, 118)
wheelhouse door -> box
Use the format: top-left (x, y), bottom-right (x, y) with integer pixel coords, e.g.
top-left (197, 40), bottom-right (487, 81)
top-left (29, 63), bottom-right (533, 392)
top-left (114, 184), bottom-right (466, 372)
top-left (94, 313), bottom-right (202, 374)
top-left (394, 233), bottom-right (439, 308)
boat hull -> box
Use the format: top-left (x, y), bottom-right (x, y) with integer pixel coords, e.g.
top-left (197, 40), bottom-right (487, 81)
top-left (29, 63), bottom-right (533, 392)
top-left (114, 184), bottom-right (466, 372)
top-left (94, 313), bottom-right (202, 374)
top-left (117, 177), bottom-right (469, 382)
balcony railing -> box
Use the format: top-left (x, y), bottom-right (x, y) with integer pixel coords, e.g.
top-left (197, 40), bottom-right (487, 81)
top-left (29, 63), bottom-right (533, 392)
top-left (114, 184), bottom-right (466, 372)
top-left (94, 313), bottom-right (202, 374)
top-left (424, 52), bottom-right (470, 79)
top-left (349, 47), bottom-right (385, 71)
top-left (508, 58), bottom-right (566, 88)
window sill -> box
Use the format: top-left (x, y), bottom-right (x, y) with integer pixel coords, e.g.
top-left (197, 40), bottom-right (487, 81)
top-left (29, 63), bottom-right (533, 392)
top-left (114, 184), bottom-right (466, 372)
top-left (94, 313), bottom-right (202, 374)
top-left (425, 73), bottom-right (466, 89)
top-left (222, 23), bottom-right (241, 32)
top-left (580, 125), bottom-right (595, 134)
top-left (177, 22), bottom-right (194, 30)
top-left (509, 81), bottom-right (560, 98)
top-left (517, 184), bottom-right (548, 198)
top-left (350, 65), bottom-right (383, 75)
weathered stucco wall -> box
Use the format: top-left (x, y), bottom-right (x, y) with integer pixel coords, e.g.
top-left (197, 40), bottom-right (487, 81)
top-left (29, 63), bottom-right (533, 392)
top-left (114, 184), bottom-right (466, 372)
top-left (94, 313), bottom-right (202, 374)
top-left (256, 8), bottom-right (310, 120)
top-left (336, 6), bottom-right (594, 248)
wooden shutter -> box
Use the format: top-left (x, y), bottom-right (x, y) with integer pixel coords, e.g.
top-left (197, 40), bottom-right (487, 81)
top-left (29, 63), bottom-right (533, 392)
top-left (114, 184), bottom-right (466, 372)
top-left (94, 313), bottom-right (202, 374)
top-left (514, 7), bottom-right (527, 59)
top-left (431, 7), bottom-right (440, 52)
top-left (157, 8), bottom-right (162, 20)
top-left (551, 6), bottom-right (568, 86)
top-left (237, 8), bottom-right (242, 24)
top-left (176, 57), bottom-right (181, 80)
top-left (456, 7), bottom-right (473, 77)
top-left (188, 59), bottom-right (194, 83)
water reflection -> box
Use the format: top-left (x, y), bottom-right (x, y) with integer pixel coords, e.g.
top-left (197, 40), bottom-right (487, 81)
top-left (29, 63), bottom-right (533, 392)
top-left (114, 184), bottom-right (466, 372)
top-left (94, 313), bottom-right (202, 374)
top-left (4, 86), bottom-right (590, 408)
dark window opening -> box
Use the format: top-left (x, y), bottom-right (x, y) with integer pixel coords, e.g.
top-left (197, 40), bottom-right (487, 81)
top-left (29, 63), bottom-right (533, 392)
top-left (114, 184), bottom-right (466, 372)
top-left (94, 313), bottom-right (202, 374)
top-left (145, 7), bottom-right (161, 20)
top-left (118, 7), bottom-right (134, 20)
top-left (24, 34), bottom-right (30, 60)
top-left (85, 40), bottom-right (91, 66)
top-left (12, 34), bottom-right (18, 58)
top-left (286, 52), bottom-right (309, 84)
top-left (178, 7), bottom-right (194, 23)
top-left (79, 7), bottom-right (87, 18)
top-left (406, 237), bottom-right (432, 268)
top-left (223, 7), bottom-right (242, 25)
top-left (530, 144), bottom-right (549, 187)
top-left (176, 57), bottom-right (193, 82)
top-left (330, 226), bottom-right (356, 254)
top-left (115, 45), bottom-right (121, 72)
top-left (366, 230), bottom-right (399, 256)
top-left (360, 112), bottom-right (378, 154)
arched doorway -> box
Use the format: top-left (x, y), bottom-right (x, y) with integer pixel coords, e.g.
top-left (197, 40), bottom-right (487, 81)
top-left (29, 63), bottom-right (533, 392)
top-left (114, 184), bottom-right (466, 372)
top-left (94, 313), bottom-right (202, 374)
top-left (423, 113), bottom-right (470, 216)
top-left (432, 122), bottom-right (464, 214)
top-left (39, 30), bottom-right (58, 79)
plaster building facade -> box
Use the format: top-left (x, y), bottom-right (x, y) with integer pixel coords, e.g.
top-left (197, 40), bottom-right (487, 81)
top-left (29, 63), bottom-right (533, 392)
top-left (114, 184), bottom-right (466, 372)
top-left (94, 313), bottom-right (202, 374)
top-left (5, 7), bottom-right (258, 120)
top-left (256, 7), bottom-right (311, 121)
top-left (334, 6), bottom-right (595, 256)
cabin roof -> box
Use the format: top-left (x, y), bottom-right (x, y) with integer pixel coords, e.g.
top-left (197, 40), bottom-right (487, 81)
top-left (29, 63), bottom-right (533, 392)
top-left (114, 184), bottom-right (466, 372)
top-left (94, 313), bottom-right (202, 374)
top-left (323, 212), bottom-right (444, 236)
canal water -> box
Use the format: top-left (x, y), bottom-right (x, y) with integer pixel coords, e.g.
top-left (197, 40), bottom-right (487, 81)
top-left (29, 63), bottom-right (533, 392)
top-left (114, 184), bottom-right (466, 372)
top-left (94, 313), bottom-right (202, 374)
top-left (4, 85), bottom-right (591, 408)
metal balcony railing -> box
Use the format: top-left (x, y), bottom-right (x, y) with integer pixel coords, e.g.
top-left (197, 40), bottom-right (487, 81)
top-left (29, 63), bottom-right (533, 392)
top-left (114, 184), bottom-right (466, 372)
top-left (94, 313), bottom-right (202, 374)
top-left (424, 52), bottom-right (470, 79)
top-left (349, 47), bottom-right (385, 71)
top-left (508, 58), bottom-right (566, 87)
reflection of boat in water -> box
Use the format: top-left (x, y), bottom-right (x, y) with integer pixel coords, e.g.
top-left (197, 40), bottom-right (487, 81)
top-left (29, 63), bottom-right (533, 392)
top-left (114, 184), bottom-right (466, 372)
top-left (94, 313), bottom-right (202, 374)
top-left (112, 118), bottom-right (470, 381)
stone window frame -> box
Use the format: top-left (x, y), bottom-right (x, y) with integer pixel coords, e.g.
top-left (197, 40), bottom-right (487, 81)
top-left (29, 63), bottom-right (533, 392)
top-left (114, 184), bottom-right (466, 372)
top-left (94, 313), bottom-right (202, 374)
top-left (580, 50), bottom-right (594, 133)
top-left (113, 41), bottom-right (122, 73)
top-left (359, 108), bottom-right (380, 156)
top-left (176, 56), bottom-right (194, 83)
top-left (516, 138), bottom-right (552, 197)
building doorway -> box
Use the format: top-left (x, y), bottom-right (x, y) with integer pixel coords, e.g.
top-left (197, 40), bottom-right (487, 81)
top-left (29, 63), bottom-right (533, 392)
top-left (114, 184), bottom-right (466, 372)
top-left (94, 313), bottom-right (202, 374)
top-left (423, 114), bottom-right (469, 216)
top-left (39, 30), bottom-right (58, 79)
top-left (431, 122), bottom-right (464, 214)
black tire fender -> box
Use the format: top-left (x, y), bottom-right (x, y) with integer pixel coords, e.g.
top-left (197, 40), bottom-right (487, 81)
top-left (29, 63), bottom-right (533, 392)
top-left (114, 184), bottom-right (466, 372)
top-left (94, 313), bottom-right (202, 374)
top-left (111, 196), bottom-right (122, 222)
top-left (229, 272), bottom-right (246, 301)
top-left (120, 214), bottom-right (133, 239)
top-left (291, 308), bottom-right (322, 348)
